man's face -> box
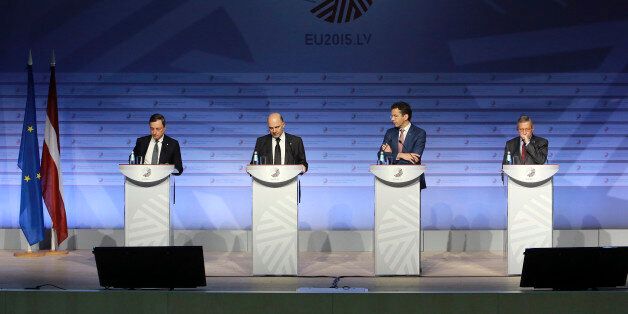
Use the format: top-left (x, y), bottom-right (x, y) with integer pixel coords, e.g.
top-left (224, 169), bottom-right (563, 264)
top-left (390, 108), bottom-right (409, 128)
top-left (268, 117), bottom-right (285, 138)
top-left (517, 121), bottom-right (533, 139)
top-left (150, 120), bottom-right (166, 140)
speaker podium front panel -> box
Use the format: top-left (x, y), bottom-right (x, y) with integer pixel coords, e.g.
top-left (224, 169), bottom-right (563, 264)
top-left (503, 164), bottom-right (558, 275)
top-left (370, 165), bottom-right (426, 276)
top-left (247, 165), bottom-right (302, 276)
top-left (119, 164), bottom-right (174, 247)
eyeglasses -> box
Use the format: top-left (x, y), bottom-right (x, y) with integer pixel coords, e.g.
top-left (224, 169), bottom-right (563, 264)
top-left (518, 128), bottom-right (532, 132)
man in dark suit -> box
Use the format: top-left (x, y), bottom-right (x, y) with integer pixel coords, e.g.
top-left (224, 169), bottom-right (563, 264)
top-left (251, 113), bottom-right (307, 173)
top-left (380, 101), bottom-right (427, 189)
top-left (133, 113), bottom-right (183, 175)
top-left (502, 115), bottom-right (548, 165)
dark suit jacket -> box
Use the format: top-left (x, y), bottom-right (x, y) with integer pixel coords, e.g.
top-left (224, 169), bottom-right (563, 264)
top-left (502, 135), bottom-right (548, 165)
top-left (381, 124), bottom-right (427, 189)
top-left (251, 133), bottom-right (308, 171)
top-left (133, 134), bottom-right (183, 175)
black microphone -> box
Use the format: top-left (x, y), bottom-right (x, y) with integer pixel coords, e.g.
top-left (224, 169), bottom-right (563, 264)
top-left (381, 134), bottom-right (391, 152)
top-left (286, 140), bottom-right (294, 164)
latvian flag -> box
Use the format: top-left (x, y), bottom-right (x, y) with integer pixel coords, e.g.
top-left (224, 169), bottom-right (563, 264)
top-left (41, 53), bottom-right (68, 245)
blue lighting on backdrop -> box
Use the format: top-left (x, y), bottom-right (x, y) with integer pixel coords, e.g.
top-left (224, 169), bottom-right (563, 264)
top-left (1, 1), bottom-right (627, 230)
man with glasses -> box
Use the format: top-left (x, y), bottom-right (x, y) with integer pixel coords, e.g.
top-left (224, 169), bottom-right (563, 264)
top-left (502, 115), bottom-right (548, 165)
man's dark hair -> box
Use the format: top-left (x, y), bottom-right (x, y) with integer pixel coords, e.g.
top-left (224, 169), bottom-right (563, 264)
top-left (517, 114), bottom-right (533, 126)
top-left (391, 101), bottom-right (412, 120)
top-left (149, 113), bottom-right (166, 126)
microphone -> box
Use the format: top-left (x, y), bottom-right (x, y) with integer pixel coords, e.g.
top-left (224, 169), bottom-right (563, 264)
top-left (286, 140), bottom-right (294, 163)
top-left (381, 134), bottom-right (391, 149)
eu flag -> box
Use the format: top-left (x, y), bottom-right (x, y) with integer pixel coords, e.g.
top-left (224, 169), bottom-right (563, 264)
top-left (18, 56), bottom-right (45, 246)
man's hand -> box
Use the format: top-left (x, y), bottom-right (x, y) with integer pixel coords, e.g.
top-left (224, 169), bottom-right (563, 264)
top-left (300, 164), bottom-right (307, 174)
top-left (521, 134), bottom-right (531, 145)
top-left (381, 143), bottom-right (392, 153)
top-left (397, 152), bottom-right (420, 164)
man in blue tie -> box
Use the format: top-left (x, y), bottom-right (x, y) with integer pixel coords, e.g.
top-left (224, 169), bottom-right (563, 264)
top-left (380, 101), bottom-right (427, 189)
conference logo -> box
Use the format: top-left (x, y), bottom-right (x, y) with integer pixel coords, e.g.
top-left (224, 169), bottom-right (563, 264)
top-left (310, 0), bottom-right (373, 24)
top-left (394, 168), bottom-right (403, 178)
top-left (143, 168), bottom-right (152, 178)
top-left (271, 168), bottom-right (281, 178)
top-left (527, 168), bottom-right (536, 178)
top-left (305, 0), bottom-right (374, 46)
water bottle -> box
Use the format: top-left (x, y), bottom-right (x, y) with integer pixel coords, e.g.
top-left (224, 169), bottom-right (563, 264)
top-left (506, 151), bottom-right (512, 165)
top-left (253, 151), bottom-right (259, 165)
top-left (129, 151), bottom-right (135, 164)
top-left (378, 150), bottom-right (385, 165)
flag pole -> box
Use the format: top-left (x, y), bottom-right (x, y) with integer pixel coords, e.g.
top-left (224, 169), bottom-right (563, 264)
top-left (49, 50), bottom-right (58, 253)
top-left (51, 227), bottom-right (57, 251)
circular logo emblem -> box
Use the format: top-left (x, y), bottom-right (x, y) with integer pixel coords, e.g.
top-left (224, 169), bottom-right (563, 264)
top-left (310, 0), bottom-right (373, 24)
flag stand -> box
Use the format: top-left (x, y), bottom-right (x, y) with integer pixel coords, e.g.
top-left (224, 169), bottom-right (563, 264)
top-left (43, 228), bottom-right (68, 256)
top-left (13, 235), bottom-right (45, 258)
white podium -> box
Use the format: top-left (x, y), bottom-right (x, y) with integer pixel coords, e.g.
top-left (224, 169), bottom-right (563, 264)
top-left (246, 165), bottom-right (302, 276)
top-left (119, 164), bottom-right (175, 246)
top-left (370, 165), bottom-right (426, 276)
top-left (503, 164), bottom-right (559, 275)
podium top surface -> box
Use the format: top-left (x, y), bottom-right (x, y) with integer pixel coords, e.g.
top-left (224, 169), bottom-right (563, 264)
top-left (119, 164), bottom-right (175, 182)
top-left (369, 165), bottom-right (426, 184)
top-left (502, 164), bottom-right (559, 183)
top-left (246, 165), bottom-right (302, 184)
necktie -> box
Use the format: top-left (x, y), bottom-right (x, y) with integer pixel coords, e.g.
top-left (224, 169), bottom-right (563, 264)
top-left (151, 139), bottom-right (159, 164)
top-left (274, 137), bottom-right (281, 165)
top-left (398, 129), bottom-right (405, 153)
top-left (521, 141), bottom-right (526, 163)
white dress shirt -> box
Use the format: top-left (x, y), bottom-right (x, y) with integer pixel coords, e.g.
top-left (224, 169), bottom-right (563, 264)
top-left (271, 132), bottom-right (286, 165)
top-left (144, 136), bottom-right (163, 164)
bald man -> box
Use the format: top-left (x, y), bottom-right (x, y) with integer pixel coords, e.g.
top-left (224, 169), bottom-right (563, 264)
top-left (251, 113), bottom-right (308, 173)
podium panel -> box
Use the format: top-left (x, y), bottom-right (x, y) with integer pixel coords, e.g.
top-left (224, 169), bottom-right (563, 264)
top-left (503, 164), bottom-right (559, 275)
top-left (370, 165), bottom-right (426, 276)
top-left (119, 165), bottom-right (174, 247)
top-left (247, 165), bottom-right (302, 276)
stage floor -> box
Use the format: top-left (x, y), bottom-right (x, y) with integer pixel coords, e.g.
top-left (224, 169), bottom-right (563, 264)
top-left (0, 250), bottom-right (529, 292)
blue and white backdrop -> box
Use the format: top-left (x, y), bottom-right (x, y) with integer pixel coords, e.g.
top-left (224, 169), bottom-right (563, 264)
top-left (1, 1), bottom-right (627, 231)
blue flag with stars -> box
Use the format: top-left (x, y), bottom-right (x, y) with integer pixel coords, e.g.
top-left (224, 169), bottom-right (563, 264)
top-left (18, 61), bottom-right (45, 246)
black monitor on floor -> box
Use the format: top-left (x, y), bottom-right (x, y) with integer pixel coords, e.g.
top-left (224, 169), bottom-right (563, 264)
top-left (520, 246), bottom-right (628, 290)
top-left (93, 246), bottom-right (206, 289)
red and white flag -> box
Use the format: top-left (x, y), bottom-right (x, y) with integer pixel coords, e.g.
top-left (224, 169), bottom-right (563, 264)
top-left (41, 52), bottom-right (68, 245)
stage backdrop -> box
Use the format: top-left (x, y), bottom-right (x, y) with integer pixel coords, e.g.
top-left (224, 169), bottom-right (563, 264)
top-left (1, 1), bottom-right (627, 230)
